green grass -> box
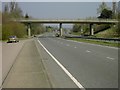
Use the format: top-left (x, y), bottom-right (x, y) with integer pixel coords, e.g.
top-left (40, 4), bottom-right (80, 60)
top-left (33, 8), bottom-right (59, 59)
top-left (69, 26), bottom-right (119, 47)
top-left (66, 38), bottom-right (119, 48)
top-left (95, 26), bottom-right (119, 38)
top-left (71, 32), bottom-right (82, 36)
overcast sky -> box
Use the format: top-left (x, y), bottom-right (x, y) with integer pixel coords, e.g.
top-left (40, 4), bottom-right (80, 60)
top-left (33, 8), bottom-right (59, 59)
top-left (18, 2), bottom-right (113, 19)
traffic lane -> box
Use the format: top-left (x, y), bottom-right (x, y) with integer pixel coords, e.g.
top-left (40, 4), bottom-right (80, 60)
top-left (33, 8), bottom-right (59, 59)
top-left (35, 39), bottom-right (78, 88)
top-left (53, 37), bottom-right (118, 87)
top-left (39, 37), bottom-right (118, 88)
top-left (47, 37), bottom-right (118, 65)
top-left (40, 36), bottom-right (118, 65)
top-left (38, 37), bottom-right (118, 88)
top-left (40, 37), bottom-right (118, 69)
top-left (52, 38), bottom-right (118, 60)
top-left (2, 41), bottom-right (25, 83)
top-left (39, 37), bottom-right (118, 75)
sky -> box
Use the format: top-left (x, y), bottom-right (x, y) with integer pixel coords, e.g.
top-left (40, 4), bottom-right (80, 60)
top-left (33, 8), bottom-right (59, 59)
top-left (18, 2), bottom-right (113, 19)
top-left (118, 1), bottom-right (120, 11)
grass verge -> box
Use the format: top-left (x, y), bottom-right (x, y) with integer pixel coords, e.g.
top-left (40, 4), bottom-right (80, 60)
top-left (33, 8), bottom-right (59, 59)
top-left (71, 32), bottom-right (81, 35)
top-left (66, 38), bottom-right (119, 48)
top-left (95, 26), bottom-right (119, 38)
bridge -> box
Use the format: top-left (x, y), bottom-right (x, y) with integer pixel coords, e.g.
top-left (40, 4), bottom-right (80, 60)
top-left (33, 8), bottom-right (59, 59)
top-left (15, 19), bottom-right (118, 37)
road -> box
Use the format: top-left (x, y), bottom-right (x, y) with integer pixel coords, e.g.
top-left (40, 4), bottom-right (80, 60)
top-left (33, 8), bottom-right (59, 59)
top-left (2, 39), bottom-right (52, 88)
top-left (38, 33), bottom-right (118, 88)
top-left (2, 40), bottom-right (25, 86)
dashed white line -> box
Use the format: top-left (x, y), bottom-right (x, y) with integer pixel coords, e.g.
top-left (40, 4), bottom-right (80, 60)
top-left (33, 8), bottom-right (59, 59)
top-left (106, 57), bottom-right (115, 60)
top-left (62, 39), bottom-right (118, 50)
top-left (86, 50), bottom-right (91, 53)
top-left (74, 47), bottom-right (77, 48)
top-left (37, 39), bottom-right (85, 90)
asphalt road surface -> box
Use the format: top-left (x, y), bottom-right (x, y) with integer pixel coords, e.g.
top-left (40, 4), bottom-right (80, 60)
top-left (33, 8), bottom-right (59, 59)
top-left (38, 33), bottom-right (118, 88)
top-left (2, 40), bottom-right (25, 86)
top-left (2, 39), bottom-right (52, 88)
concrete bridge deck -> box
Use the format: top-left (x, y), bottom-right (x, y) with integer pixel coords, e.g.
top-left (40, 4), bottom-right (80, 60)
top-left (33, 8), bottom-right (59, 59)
top-left (15, 19), bottom-right (118, 24)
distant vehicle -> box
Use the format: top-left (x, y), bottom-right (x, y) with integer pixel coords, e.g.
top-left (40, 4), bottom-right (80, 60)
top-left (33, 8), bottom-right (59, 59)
top-left (34, 35), bottom-right (36, 37)
top-left (7, 36), bottom-right (19, 43)
top-left (55, 33), bottom-right (60, 37)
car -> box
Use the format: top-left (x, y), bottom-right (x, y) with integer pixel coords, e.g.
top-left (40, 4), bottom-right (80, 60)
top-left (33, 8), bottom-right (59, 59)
top-left (55, 33), bottom-right (60, 37)
top-left (7, 36), bottom-right (19, 43)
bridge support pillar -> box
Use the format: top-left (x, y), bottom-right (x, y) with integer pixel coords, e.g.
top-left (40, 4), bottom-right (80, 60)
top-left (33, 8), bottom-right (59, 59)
top-left (90, 24), bottom-right (94, 36)
top-left (59, 23), bottom-right (63, 37)
top-left (27, 24), bottom-right (31, 38)
top-left (81, 28), bottom-right (83, 35)
top-left (28, 27), bottom-right (31, 38)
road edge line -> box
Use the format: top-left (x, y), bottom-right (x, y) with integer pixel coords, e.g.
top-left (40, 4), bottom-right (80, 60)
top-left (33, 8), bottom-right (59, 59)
top-left (34, 39), bottom-right (53, 88)
top-left (37, 39), bottom-right (85, 90)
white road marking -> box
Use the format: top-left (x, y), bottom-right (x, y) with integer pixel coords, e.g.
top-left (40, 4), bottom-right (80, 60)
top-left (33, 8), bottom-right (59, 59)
top-left (74, 47), bottom-right (77, 48)
top-left (106, 57), bottom-right (115, 60)
top-left (37, 39), bottom-right (85, 90)
top-left (62, 39), bottom-right (118, 50)
top-left (86, 50), bottom-right (91, 53)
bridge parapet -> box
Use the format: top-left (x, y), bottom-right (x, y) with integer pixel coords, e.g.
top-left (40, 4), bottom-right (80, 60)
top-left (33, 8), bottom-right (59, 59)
top-left (13, 19), bottom-right (118, 24)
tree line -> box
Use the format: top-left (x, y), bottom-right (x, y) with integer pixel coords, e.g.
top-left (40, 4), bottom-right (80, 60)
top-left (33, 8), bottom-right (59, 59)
top-left (72, 2), bottom-right (119, 37)
top-left (2, 2), bottom-right (45, 40)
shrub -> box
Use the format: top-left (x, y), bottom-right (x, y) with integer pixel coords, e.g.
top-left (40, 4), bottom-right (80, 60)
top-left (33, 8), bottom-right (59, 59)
top-left (2, 22), bottom-right (26, 40)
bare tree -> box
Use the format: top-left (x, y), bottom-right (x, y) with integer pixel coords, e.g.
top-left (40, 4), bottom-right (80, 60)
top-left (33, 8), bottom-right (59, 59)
top-left (4, 3), bottom-right (9, 13)
top-left (10, 1), bottom-right (16, 12)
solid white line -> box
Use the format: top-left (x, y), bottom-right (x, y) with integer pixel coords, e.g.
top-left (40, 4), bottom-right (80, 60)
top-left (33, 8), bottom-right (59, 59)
top-left (37, 39), bottom-right (85, 89)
